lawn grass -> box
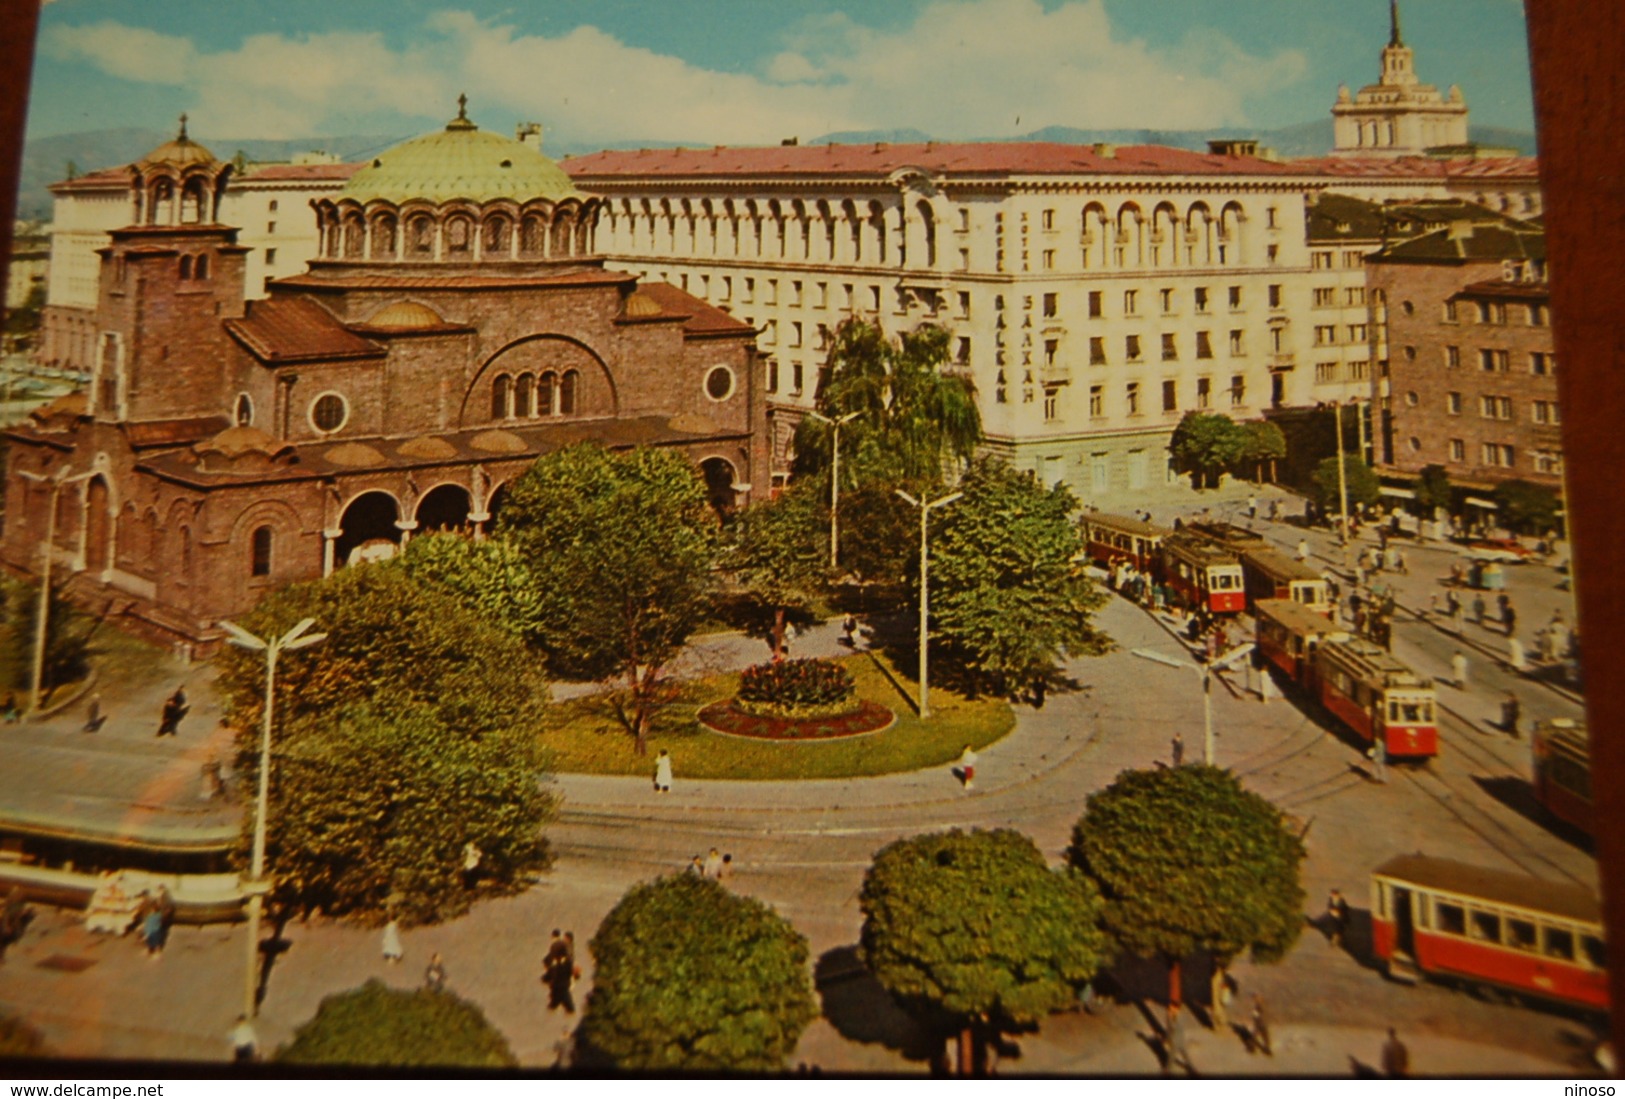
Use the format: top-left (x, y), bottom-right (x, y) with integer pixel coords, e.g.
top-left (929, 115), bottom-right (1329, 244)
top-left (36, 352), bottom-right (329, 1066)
top-left (539, 650), bottom-right (1015, 780)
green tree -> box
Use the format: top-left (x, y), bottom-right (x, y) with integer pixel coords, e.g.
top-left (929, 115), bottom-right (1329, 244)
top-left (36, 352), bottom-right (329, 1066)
top-left (730, 482), bottom-right (832, 656)
top-left (276, 980), bottom-right (517, 1068)
top-left (793, 319), bottom-right (981, 486)
top-left (1311, 454), bottom-right (1381, 514)
top-left (397, 531), bottom-right (548, 644)
top-left (0, 578), bottom-right (95, 700)
top-left (578, 875), bottom-right (817, 1072)
top-left (498, 444), bottom-right (718, 755)
top-left (835, 480), bottom-right (919, 588)
top-left (260, 703), bottom-right (553, 924)
top-left (1169, 412), bottom-right (1247, 489)
top-left (1239, 420), bottom-right (1288, 484)
top-left (928, 458), bottom-right (1109, 697)
top-left (1415, 463), bottom-right (1452, 515)
top-left (860, 829), bottom-right (1107, 1076)
top-left (1492, 478), bottom-right (1560, 534)
top-left (1067, 766), bottom-right (1305, 1020)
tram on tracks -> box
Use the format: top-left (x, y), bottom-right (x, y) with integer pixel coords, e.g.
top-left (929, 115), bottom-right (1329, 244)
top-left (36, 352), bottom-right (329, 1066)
top-left (1161, 534), bottom-right (1246, 615)
top-left (1181, 520), bottom-right (1268, 554)
top-left (1531, 718), bottom-right (1591, 835)
top-left (1078, 511), bottom-right (1169, 574)
top-left (1239, 545), bottom-right (1332, 614)
top-left (1371, 854), bottom-right (1607, 1014)
top-left (1253, 599), bottom-right (1438, 759)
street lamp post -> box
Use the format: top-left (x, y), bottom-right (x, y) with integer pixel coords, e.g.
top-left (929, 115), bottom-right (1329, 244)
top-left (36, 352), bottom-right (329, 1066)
top-left (219, 617), bottom-right (327, 1020)
top-left (808, 410), bottom-right (860, 569)
top-left (16, 467), bottom-right (97, 714)
top-left (895, 488), bottom-right (961, 719)
top-left (1132, 644), bottom-right (1254, 765)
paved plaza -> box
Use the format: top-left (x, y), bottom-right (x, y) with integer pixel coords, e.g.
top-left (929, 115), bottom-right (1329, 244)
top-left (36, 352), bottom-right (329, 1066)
top-left (0, 486), bottom-right (1601, 1075)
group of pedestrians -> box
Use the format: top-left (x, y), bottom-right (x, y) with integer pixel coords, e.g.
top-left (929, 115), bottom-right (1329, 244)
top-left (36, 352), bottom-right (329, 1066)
top-left (686, 847), bottom-right (734, 883)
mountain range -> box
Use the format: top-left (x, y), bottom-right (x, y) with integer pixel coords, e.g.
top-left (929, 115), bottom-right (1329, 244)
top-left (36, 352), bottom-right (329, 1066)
top-left (12, 119), bottom-right (1536, 222)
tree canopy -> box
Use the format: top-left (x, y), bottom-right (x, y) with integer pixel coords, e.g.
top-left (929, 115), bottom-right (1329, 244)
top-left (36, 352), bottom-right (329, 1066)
top-left (928, 458), bottom-right (1109, 695)
top-left (397, 531), bottom-right (549, 645)
top-left (578, 874), bottom-right (818, 1072)
top-left (497, 444), bottom-right (719, 753)
top-left (214, 566), bottom-right (554, 924)
top-left (729, 481), bottom-right (832, 655)
top-left (1492, 478), bottom-right (1561, 534)
top-left (1311, 455), bottom-right (1382, 513)
top-left (1415, 463), bottom-right (1452, 515)
top-left (1239, 420), bottom-right (1288, 483)
top-left (1169, 412), bottom-right (1247, 489)
top-left (792, 319), bottom-right (981, 486)
top-left (276, 980), bottom-right (517, 1068)
top-left (860, 828), bottom-right (1107, 1074)
top-left (1066, 766), bottom-right (1305, 970)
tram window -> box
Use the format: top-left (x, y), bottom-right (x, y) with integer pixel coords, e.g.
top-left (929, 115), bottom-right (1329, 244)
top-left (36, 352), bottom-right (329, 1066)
top-left (1544, 928), bottom-right (1575, 961)
top-left (1469, 911), bottom-right (1502, 942)
top-left (1582, 936), bottom-right (1606, 969)
top-left (1507, 918), bottom-right (1537, 951)
top-left (1435, 902), bottom-right (1466, 935)
top-left (1392, 700), bottom-right (1425, 723)
top-left (1375, 882), bottom-right (1388, 919)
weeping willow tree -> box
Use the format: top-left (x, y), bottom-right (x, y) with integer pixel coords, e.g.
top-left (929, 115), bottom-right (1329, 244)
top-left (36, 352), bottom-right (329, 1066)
top-left (792, 319), bottom-right (982, 489)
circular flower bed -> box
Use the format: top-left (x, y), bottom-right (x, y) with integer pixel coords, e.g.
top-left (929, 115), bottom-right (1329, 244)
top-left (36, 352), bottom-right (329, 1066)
top-left (698, 697), bottom-right (895, 741)
top-left (701, 657), bottom-right (892, 740)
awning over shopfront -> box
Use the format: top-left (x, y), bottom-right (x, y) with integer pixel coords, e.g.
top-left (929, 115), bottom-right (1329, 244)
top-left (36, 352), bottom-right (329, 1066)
top-left (1380, 486), bottom-right (1416, 499)
top-left (1464, 496), bottom-right (1499, 509)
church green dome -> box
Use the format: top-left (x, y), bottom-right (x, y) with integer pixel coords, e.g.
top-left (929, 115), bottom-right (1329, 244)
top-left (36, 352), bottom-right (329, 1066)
top-left (343, 102), bottom-right (581, 206)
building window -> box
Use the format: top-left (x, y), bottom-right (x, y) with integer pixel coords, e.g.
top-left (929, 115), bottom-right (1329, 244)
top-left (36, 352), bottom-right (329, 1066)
top-left (1228, 286), bottom-right (1243, 310)
top-left (1196, 376), bottom-right (1211, 409)
top-left (1408, 437), bottom-right (1423, 452)
top-left (1266, 206), bottom-right (1279, 228)
top-left (1480, 395), bottom-right (1513, 420)
top-left (790, 322), bottom-right (803, 348)
top-left (765, 279), bottom-right (779, 305)
top-left (705, 366), bottom-right (736, 401)
top-left (1348, 324), bottom-right (1368, 343)
top-left (1444, 300), bottom-right (1459, 323)
top-left (958, 291), bottom-right (971, 318)
top-left (1160, 288), bottom-right (1175, 314)
top-left (1088, 336), bottom-right (1107, 365)
top-left (1311, 250), bottom-right (1333, 270)
top-left (311, 392), bottom-right (348, 433)
top-left (1314, 325), bottom-right (1337, 347)
top-left (1229, 330), bottom-right (1244, 356)
top-left (1315, 362), bottom-right (1338, 384)
top-left (1043, 293), bottom-right (1058, 318)
top-left (1161, 379), bottom-right (1177, 412)
top-left (765, 320), bottom-right (778, 344)
top-left (1480, 349), bottom-right (1510, 372)
top-left (268, 200), bottom-right (279, 213)
top-left (768, 361), bottom-right (779, 392)
top-left (1347, 287), bottom-right (1367, 307)
top-left (1195, 332), bottom-right (1213, 360)
top-left (1126, 334), bottom-right (1142, 362)
top-left (1476, 301), bottom-right (1493, 324)
top-left (234, 393), bottom-right (254, 427)
top-left (1532, 399), bottom-right (1562, 425)
top-left (1449, 439), bottom-right (1466, 461)
top-left (791, 280), bottom-right (803, 307)
top-left (1043, 387), bottom-right (1059, 421)
top-left (1482, 442), bottom-right (1516, 467)
top-left (1044, 339), bottom-right (1059, 367)
top-left (1123, 289), bottom-right (1139, 315)
top-left (1268, 284), bottom-right (1282, 309)
top-left (1042, 250), bottom-right (1055, 270)
top-left (1126, 381), bottom-right (1141, 415)
top-left (1161, 334), bottom-right (1178, 361)
top-left (742, 278), bottom-right (755, 303)
top-left (1313, 287), bottom-right (1336, 307)
top-left (1491, 302), bottom-right (1508, 324)
top-left (1446, 346), bottom-right (1461, 368)
top-left (1535, 451), bottom-right (1563, 475)
top-left (1405, 391), bottom-right (1419, 407)
top-left (1193, 287), bottom-right (1209, 313)
top-left (265, 247), bottom-right (278, 266)
top-left (250, 526), bottom-right (273, 578)
top-left (1349, 361), bottom-right (1369, 380)
top-left (1531, 352), bottom-right (1553, 375)
top-left (1266, 244), bottom-right (1280, 264)
top-left (792, 362), bottom-right (804, 393)
top-left (1531, 304), bottom-right (1549, 326)
top-left (1447, 392), bottom-right (1463, 414)
top-left (558, 370), bottom-right (578, 414)
top-left (955, 338), bottom-right (971, 366)
top-left (1089, 384), bottom-right (1104, 417)
top-left (1088, 291), bottom-right (1102, 318)
top-left (1230, 374), bottom-right (1245, 407)
top-left (1343, 251), bottom-right (1363, 268)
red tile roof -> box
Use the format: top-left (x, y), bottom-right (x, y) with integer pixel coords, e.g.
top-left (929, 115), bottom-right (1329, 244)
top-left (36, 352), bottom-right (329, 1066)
top-left (224, 298), bottom-right (384, 364)
top-left (273, 268), bottom-right (637, 292)
top-left (242, 163), bottom-right (365, 183)
top-left (125, 416), bottom-right (231, 450)
top-left (49, 167), bottom-right (128, 193)
top-left (561, 141), bottom-right (1309, 180)
top-left (629, 281), bottom-right (756, 337)
top-left (1293, 155), bottom-right (1539, 180)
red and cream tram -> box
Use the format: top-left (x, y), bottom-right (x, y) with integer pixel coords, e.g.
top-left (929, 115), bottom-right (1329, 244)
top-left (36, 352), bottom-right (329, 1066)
top-left (1313, 637), bottom-right (1438, 759)
top-left (1371, 854), bottom-right (1607, 1013)
top-left (1160, 535), bottom-right (1246, 615)
top-left (1531, 718), bottom-right (1591, 835)
top-left (1254, 598), bottom-right (1348, 683)
top-left (1239, 546), bottom-right (1332, 615)
top-left (1181, 520), bottom-right (1267, 554)
top-left (1078, 511), bottom-right (1169, 574)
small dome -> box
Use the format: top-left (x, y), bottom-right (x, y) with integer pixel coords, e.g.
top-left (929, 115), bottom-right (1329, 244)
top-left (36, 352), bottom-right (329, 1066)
top-left (365, 301), bottom-right (445, 329)
top-left (470, 429), bottom-right (528, 454)
top-left (194, 425), bottom-right (288, 459)
top-left (621, 291), bottom-right (664, 318)
top-left (397, 436), bottom-right (459, 460)
top-left (139, 115), bottom-right (218, 170)
top-left (325, 442), bottom-right (389, 467)
top-left (342, 100), bottom-right (580, 206)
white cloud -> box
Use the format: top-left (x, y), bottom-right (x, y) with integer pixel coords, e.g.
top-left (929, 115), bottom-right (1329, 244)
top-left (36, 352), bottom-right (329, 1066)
top-left (42, 2), bottom-right (1308, 143)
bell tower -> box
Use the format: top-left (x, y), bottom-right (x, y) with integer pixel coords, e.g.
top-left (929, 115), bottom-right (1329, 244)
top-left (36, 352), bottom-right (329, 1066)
top-left (92, 117), bottom-right (249, 424)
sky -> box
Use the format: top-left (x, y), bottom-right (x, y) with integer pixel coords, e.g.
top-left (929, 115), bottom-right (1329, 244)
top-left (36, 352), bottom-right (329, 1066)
top-left (24, 0), bottom-right (1537, 148)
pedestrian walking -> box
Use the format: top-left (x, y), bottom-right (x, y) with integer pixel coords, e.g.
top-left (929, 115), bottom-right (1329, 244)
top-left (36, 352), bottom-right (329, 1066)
top-left (424, 952), bottom-right (447, 992)
top-left (1396, 548), bottom-right (1408, 574)
top-left (1381, 1026), bottom-right (1410, 1078)
top-left (718, 853), bottom-right (734, 883)
top-left (382, 918), bottom-right (403, 964)
top-left (1368, 743), bottom-right (1388, 784)
top-left (1248, 495), bottom-right (1257, 520)
top-left (1451, 650), bottom-right (1469, 690)
top-left (1508, 635), bottom-right (1527, 673)
top-left (686, 854), bottom-right (704, 876)
top-left (543, 930), bottom-right (575, 1013)
top-left (1471, 593), bottom-right (1486, 626)
top-left (1325, 889), bottom-right (1351, 945)
top-left (461, 841), bottom-right (482, 890)
top-left (1504, 602), bottom-right (1518, 639)
top-left (82, 694), bottom-right (105, 733)
top-left (1163, 1004), bottom-right (1193, 1075)
top-left (1295, 539), bottom-right (1309, 563)
top-left (842, 613), bottom-right (857, 647)
top-left (138, 893), bottom-right (165, 958)
top-left (155, 687), bottom-right (188, 738)
top-left (230, 1014), bottom-right (259, 1064)
top-left (1171, 732), bottom-right (1185, 767)
top-left (1250, 994), bottom-right (1272, 1057)
top-left (957, 745), bottom-right (978, 789)
top-left (653, 748), bottom-right (673, 793)
top-left (1501, 692), bottom-right (1522, 737)
top-left (703, 847), bottom-right (723, 880)
top-left (199, 758), bottom-right (227, 801)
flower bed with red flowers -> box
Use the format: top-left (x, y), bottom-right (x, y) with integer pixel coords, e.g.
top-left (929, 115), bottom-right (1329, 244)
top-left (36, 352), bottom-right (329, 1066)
top-left (698, 698), bottom-right (896, 740)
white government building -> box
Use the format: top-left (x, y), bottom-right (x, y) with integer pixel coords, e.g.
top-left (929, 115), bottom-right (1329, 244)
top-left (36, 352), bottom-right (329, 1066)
top-left (33, 7), bottom-right (1539, 507)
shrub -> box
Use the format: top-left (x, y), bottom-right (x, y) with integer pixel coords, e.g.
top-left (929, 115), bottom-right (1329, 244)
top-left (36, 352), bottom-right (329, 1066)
top-left (738, 658), bottom-right (855, 710)
top-left (276, 980), bottom-right (516, 1068)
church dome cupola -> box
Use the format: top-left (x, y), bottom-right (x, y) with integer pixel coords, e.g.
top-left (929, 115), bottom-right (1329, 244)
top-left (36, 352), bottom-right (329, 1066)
top-left (130, 114), bottom-right (232, 226)
top-left (314, 96), bottom-right (600, 264)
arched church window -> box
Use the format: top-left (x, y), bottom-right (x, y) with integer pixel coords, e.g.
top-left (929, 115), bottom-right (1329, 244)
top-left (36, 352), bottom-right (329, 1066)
top-left (408, 215), bottom-right (435, 257)
top-left (250, 526), bottom-right (273, 578)
top-left (195, 253), bottom-right (209, 279)
top-left (372, 215), bottom-right (397, 258)
top-left (484, 216), bottom-right (510, 255)
top-left (538, 372), bottom-right (556, 416)
top-left (559, 370), bottom-right (578, 415)
top-left (234, 393), bottom-right (254, 427)
top-left (491, 374), bottom-right (512, 420)
top-left (446, 216), bottom-right (472, 255)
top-left (514, 373), bottom-right (535, 418)
top-left (178, 255), bottom-right (193, 280)
top-left (521, 215), bottom-right (546, 256)
top-left (343, 218), bottom-right (365, 258)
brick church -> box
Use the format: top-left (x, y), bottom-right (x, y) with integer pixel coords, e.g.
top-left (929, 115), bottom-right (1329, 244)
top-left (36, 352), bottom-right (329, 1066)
top-left (2, 104), bottom-right (769, 646)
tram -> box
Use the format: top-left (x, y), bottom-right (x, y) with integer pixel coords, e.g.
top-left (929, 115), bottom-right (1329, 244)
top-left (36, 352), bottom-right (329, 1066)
top-left (1531, 718), bottom-right (1591, 835)
top-left (1371, 854), bottom-right (1607, 1014)
top-left (1078, 511), bottom-right (1169, 574)
top-left (1314, 637), bottom-right (1438, 759)
top-left (1161, 534), bottom-right (1246, 615)
top-left (1239, 546), bottom-right (1332, 614)
top-left (1254, 598), bottom-right (1348, 683)
top-left (1181, 520), bottom-right (1268, 554)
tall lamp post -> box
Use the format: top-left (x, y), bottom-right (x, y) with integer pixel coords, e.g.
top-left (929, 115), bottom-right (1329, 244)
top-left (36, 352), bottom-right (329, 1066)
top-left (895, 488), bottom-right (961, 719)
top-left (807, 410), bottom-right (859, 569)
top-left (16, 467), bottom-right (97, 714)
top-left (1132, 643), bottom-right (1254, 765)
top-left (219, 617), bottom-right (327, 1020)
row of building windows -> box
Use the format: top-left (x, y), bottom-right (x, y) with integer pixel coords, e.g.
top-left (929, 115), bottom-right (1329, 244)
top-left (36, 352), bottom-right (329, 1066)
top-left (1438, 346), bottom-right (1555, 375)
top-left (1422, 438), bottom-right (1560, 474)
top-left (1314, 361), bottom-right (1371, 383)
top-left (491, 370), bottom-right (580, 420)
top-left (1081, 375), bottom-right (1248, 418)
top-left (1441, 298), bottom-right (1550, 326)
top-left (1431, 392), bottom-right (1562, 424)
top-left (1310, 249), bottom-right (1368, 270)
top-left (1312, 287), bottom-right (1366, 308)
top-left (1313, 323), bottom-right (1368, 346)
top-left (1083, 329), bottom-right (1246, 364)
